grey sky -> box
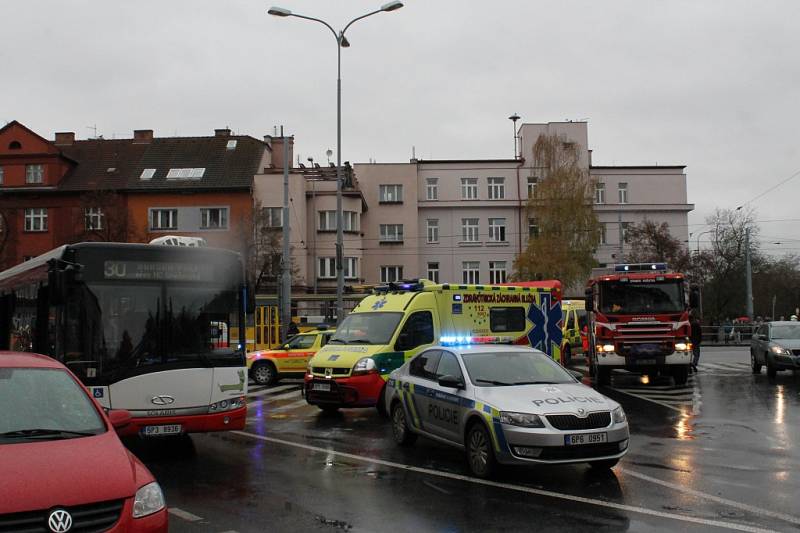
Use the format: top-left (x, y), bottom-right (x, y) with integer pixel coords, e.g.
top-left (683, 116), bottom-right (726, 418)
top-left (3, 1), bottom-right (799, 253)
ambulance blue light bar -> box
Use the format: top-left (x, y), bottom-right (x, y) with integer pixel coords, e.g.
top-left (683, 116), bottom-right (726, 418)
top-left (614, 263), bottom-right (668, 273)
top-left (440, 335), bottom-right (513, 346)
top-left (374, 279), bottom-right (425, 293)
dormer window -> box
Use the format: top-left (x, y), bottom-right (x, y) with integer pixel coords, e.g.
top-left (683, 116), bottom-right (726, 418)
top-left (8, 141), bottom-right (21, 150)
top-left (25, 164), bottom-right (44, 184)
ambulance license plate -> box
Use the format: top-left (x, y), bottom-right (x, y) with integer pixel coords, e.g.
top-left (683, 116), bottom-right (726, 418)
top-left (565, 432), bottom-right (607, 446)
top-left (312, 383), bottom-right (331, 392)
top-left (142, 424), bottom-right (182, 437)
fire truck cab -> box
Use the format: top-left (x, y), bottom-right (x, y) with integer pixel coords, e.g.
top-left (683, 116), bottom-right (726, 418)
top-left (585, 263), bottom-right (695, 386)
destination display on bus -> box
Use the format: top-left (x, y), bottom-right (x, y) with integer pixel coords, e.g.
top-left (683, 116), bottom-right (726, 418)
top-left (103, 260), bottom-right (215, 282)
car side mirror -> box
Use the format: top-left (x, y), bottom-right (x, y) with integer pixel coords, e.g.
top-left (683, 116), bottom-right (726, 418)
top-left (758, 334), bottom-right (768, 341)
top-left (281, 344), bottom-right (290, 350)
top-left (108, 409), bottom-right (132, 431)
top-left (438, 375), bottom-right (464, 389)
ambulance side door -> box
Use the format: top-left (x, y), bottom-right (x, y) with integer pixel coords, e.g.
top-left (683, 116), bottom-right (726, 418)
top-left (425, 350), bottom-right (467, 443)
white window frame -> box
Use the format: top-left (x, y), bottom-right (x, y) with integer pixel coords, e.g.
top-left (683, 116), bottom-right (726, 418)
top-left (166, 168), bottom-right (205, 180)
top-left (527, 176), bottom-right (538, 198)
top-left (528, 218), bottom-right (539, 238)
top-left (150, 208), bottom-right (178, 231)
top-left (621, 222), bottom-right (630, 243)
top-left (487, 177), bottom-right (505, 200)
top-left (24, 208), bottom-right (48, 232)
top-left (379, 184), bottom-right (403, 203)
top-left (595, 182), bottom-right (605, 204)
top-left (318, 210), bottom-right (359, 232)
top-left (461, 218), bottom-right (479, 243)
top-left (618, 182), bottom-right (628, 204)
top-left (84, 207), bottom-right (104, 231)
top-left (461, 178), bottom-right (478, 200)
top-left (380, 265), bottom-right (404, 283)
top-left (426, 219), bottom-right (439, 244)
top-left (379, 224), bottom-right (404, 243)
top-left (264, 207), bottom-right (283, 228)
top-left (462, 261), bottom-right (480, 284)
top-left (425, 178), bottom-right (439, 200)
top-left (25, 164), bottom-right (44, 184)
top-left (600, 223), bottom-right (607, 245)
top-left (489, 261), bottom-right (507, 284)
top-left (200, 207), bottom-right (229, 230)
top-left (426, 262), bottom-right (440, 283)
top-left (488, 218), bottom-right (506, 243)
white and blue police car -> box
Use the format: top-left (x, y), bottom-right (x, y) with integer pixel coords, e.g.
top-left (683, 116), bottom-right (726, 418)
top-left (384, 339), bottom-right (630, 478)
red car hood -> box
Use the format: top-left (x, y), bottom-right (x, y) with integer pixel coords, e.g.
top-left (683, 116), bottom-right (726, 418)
top-left (0, 431), bottom-right (141, 514)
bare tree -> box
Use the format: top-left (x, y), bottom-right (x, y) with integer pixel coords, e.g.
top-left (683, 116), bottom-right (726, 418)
top-left (513, 134), bottom-right (601, 289)
top-left (244, 201), bottom-right (298, 294)
top-left (624, 220), bottom-right (691, 272)
top-left (74, 189), bottom-right (141, 243)
top-left (0, 207), bottom-right (17, 270)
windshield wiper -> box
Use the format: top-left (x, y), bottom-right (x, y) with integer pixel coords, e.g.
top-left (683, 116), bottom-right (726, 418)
top-left (0, 428), bottom-right (98, 440)
top-left (512, 380), bottom-right (561, 385)
top-left (327, 338), bottom-right (347, 344)
top-left (475, 379), bottom-right (514, 386)
top-left (348, 339), bottom-right (375, 344)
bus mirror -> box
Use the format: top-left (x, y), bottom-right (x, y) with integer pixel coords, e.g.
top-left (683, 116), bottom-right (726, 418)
top-left (689, 286), bottom-right (700, 309)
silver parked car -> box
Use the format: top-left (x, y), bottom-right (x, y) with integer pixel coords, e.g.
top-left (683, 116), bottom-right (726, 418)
top-left (751, 321), bottom-right (800, 377)
top-left (384, 344), bottom-right (629, 478)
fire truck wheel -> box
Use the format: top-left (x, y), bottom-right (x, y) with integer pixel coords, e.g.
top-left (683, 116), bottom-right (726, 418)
top-left (672, 366), bottom-right (689, 386)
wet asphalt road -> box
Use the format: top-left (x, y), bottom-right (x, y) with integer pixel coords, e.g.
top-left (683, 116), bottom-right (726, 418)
top-left (128, 346), bottom-right (800, 532)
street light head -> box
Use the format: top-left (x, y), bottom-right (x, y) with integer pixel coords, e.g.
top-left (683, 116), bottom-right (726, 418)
top-left (339, 35), bottom-right (351, 48)
top-left (381, 1), bottom-right (404, 12)
top-left (267, 6), bottom-right (292, 17)
top-left (509, 113), bottom-right (521, 122)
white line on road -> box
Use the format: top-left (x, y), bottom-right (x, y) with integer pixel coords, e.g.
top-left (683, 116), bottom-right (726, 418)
top-left (269, 399), bottom-right (309, 413)
top-left (231, 430), bottom-right (780, 533)
top-left (169, 507), bottom-right (204, 522)
top-left (248, 390), bottom-right (302, 408)
top-left (247, 384), bottom-right (300, 398)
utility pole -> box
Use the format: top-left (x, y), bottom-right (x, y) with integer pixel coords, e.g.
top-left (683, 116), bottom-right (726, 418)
top-left (617, 209), bottom-right (624, 260)
top-left (280, 126), bottom-right (292, 341)
top-left (745, 227), bottom-right (753, 320)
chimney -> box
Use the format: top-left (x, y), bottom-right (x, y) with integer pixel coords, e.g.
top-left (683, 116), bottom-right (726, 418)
top-left (215, 128), bottom-right (231, 137)
top-left (54, 132), bottom-right (75, 146)
top-left (133, 130), bottom-right (153, 143)
top-left (270, 135), bottom-right (294, 171)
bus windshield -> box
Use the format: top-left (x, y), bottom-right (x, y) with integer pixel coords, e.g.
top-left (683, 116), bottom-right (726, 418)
top-left (598, 280), bottom-right (684, 315)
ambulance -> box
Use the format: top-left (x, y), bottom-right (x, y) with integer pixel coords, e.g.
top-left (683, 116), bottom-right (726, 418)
top-left (560, 299), bottom-right (587, 366)
top-left (304, 280), bottom-right (563, 414)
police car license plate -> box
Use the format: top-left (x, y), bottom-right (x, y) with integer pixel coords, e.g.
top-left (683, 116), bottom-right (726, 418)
top-left (565, 432), bottom-right (607, 446)
top-left (312, 382), bottom-right (331, 392)
top-left (142, 424), bottom-right (182, 437)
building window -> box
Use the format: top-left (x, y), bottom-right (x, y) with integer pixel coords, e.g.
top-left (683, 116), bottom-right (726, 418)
top-left (461, 178), bottom-right (478, 200)
top-left (426, 178), bottom-right (439, 200)
top-left (200, 207), bottom-right (228, 230)
top-left (22, 255), bottom-right (35, 262)
top-left (621, 222), bottom-right (630, 243)
top-left (25, 164), bottom-right (44, 184)
top-left (594, 182), bottom-right (605, 204)
top-left (9, 141), bottom-right (21, 150)
top-left (528, 218), bottom-right (539, 238)
top-left (488, 218), bottom-right (506, 242)
top-left (426, 219), bottom-right (439, 243)
top-left (24, 208), bottom-right (48, 232)
top-left (487, 177), bottom-right (505, 199)
top-left (84, 207), bottom-right (104, 230)
top-left (264, 207), bottom-right (282, 228)
top-left (600, 223), bottom-right (607, 245)
top-left (461, 218), bottom-right (479, 243)
top-left (319, 210), bottom-right (359, 232)
top-left (527, 176), bottom-right (538, 198)
top-left (380, 224), bottom-right (404, 243)
top-left (380, 265), bottom-right (403, 283)
top-left (618, 182), bottom-right (628, 204)
top-left (379, 184), bottom-right (403, 203)
top-left (139, 168), bottom-right (156, 180)
top-left (166, 168), bottom-right (205, 180)
top-left (489, 261), bottom-right (507, 284)
top-left (318, 257), bottom-right (358, 280)
top-left (462, 261), bottom-right (480, 284)
top-left (0, 166), bottom-right (4, 185)
top-left (426, 262), bottom-right (440, 283)
top-left (150, 209), bottom-right (178, 231)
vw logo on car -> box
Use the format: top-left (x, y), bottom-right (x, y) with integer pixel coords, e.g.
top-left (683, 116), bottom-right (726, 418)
top-left (48, 509), bottom-right (73, 533)
top-left (150, 395), bottom-right (175, 406)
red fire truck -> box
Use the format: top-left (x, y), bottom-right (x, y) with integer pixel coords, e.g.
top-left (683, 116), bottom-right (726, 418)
top-left (585, 263), bottom-right (698, 386)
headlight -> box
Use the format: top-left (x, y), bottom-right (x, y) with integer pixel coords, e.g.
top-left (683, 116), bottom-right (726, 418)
top-left (675, 342), bottom-right (691, 351)
top-left (596, 344), bottom-right (615, 353)
top-left (351, 357), bottom-right (377, 376)
top-left (133, 481), bottom-right (165, 518)
top-left (771, 345), bottom-right (791, 355)
top-left (499, 411), bottom-right (545, 428)
top-left (612, 406), bottom-right (627, 424)
top-left (209, 396), bottom-right (245, 413)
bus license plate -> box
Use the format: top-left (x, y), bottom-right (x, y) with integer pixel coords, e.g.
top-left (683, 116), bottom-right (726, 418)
top-left (565, 432), bottom-right (607, 446)
top-left (312, 383), bottom-right (331, 392)
top-left (142, 424), bottom-right (182, 437)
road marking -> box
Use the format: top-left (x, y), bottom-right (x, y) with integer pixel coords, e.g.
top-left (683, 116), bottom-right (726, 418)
top-left (169, 507), bottom-right (203, 522)
top-left (231, 431), bottom-right (780, 533)
top-left (247, 384), bottom-right (300, 398)
top-left (620, 468), bottom-right (800, 527)
top-left (270, 399), bottom-right (309, 413)
top-left (423, 480), bottom-right (452, 495)
top-left (248, 390), bottom-right (302, 408)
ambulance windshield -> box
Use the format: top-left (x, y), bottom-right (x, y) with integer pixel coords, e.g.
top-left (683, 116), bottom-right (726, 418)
top-left (329, 312), bottom-right (404, 345)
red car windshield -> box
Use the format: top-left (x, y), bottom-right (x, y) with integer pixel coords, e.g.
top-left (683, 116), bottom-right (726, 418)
top-left (0, 368), bottom-right (106, 443)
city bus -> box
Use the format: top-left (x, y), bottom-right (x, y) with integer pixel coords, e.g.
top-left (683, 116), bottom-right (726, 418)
top-left (0, 242), bottom-right (248, 436)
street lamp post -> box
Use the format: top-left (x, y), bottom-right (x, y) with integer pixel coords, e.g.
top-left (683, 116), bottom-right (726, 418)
top-left (268, 2), bottom-right (404, 325)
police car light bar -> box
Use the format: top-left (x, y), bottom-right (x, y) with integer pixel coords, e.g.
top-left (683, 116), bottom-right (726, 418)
top-left (440, 335), bottom-right (513, 346)
top-left (613, 263), bottom-right (668, 273)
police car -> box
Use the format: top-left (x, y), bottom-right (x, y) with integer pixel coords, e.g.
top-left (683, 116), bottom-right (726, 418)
top-left (384, 339), bottom-right (629, 478)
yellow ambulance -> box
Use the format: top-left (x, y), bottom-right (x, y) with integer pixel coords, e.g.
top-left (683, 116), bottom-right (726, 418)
top-left (561, 299), bottom-right (587, 366)
top-left (303, 280), bottom-right (562, 414)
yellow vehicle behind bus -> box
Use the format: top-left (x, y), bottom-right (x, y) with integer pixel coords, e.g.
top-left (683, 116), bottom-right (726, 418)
top-left (561, 299), bottom-right (587, 366)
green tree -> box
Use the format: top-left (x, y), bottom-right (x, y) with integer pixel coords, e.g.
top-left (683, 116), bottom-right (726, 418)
top-left (513, 134), bottom-right (601, 289)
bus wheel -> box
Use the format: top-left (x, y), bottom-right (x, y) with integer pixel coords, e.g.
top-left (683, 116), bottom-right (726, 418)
top-left (252, 361), bottom-right (277, 386)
